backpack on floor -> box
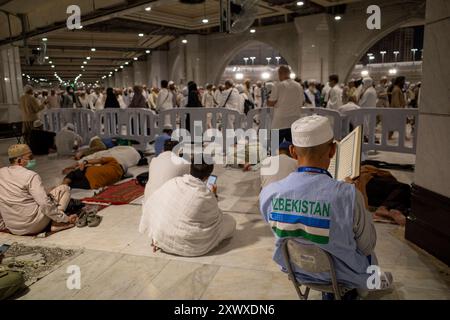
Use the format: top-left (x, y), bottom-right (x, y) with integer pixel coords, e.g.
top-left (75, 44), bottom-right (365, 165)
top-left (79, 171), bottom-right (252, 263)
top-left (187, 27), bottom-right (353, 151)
top-left (136, 172), bottom-right (149, 187)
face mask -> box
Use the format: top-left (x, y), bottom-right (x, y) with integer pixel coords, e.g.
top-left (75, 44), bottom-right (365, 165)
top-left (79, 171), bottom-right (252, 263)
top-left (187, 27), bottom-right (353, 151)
top-left (25, 159), bottom-right (37, 170)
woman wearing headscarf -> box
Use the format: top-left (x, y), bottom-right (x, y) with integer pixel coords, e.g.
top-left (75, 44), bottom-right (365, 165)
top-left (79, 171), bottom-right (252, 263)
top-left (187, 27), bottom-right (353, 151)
top-left (128, 85), bottom-right (148, 108)
top-left (185, 81), bottom-right (202, 131)
top-left (104, 87), bottom-right (121, 108)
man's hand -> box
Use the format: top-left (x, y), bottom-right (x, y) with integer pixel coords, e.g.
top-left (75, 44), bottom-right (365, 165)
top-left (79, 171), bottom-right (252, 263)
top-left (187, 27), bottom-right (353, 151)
top-left (68, 215), bottom-right (78, 224)
top-left (344, 177), bottom-right (356, 184)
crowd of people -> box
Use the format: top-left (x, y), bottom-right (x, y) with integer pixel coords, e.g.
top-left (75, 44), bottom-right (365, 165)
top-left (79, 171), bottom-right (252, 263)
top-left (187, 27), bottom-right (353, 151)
top-left (0, 65), bottom-right (419, 300)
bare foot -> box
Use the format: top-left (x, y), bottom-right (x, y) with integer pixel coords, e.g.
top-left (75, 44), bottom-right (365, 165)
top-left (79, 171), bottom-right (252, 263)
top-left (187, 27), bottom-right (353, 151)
top-left (50, 222), bottom-right (75, 232)
top-left (388, 209), bottom-right (406, 226)
top-left (375, 206), bottom-right (390, 218)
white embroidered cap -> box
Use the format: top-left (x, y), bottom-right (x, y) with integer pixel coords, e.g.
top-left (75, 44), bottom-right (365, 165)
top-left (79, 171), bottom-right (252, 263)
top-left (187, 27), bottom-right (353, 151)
top-left (291, 115), bottom-right (334, 147)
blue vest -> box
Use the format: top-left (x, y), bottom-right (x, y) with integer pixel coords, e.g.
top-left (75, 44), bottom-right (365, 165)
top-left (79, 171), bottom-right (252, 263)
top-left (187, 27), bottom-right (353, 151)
top-left (259, 172), bottom-right (371, 288)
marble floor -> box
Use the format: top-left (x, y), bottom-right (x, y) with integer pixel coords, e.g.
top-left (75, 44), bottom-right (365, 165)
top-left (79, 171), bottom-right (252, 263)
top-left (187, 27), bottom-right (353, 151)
top-left (0, 138), bottom-right (449, 300)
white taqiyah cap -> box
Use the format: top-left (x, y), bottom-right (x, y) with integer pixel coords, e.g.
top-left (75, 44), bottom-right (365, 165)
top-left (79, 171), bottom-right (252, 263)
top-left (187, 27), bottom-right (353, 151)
top-left (291, 115), bottom-right (334, 147)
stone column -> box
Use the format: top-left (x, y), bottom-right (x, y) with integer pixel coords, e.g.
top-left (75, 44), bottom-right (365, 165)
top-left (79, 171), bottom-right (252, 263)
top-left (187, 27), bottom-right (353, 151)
top-left (133, 61), bottom-right (148, 86)
top-left (149, 50), bottom-right (168, 88)
top-left (294, 14), bottom-right (334, 83)
top-left (0, 45), bottom-right (23, 104)
top-left (122, 66), bottom-right (134, 88)
top-left (0, 45), bottom-right (23, 123)
top-left (405, 0), bottom-right (450, 265)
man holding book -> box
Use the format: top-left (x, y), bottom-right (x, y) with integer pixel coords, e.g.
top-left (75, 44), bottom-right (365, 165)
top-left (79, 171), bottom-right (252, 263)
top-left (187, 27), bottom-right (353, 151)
top-left (260, 115), bottom-right (392, 299)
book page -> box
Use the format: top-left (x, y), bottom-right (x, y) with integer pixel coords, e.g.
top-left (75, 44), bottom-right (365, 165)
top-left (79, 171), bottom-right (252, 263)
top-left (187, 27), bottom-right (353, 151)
top-left (328, 152), bottom-right (337, 179)
top-left (336, 126), bottom-right (362, 180)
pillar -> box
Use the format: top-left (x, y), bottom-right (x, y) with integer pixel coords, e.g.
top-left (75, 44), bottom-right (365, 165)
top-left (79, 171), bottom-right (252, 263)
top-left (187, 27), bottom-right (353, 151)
top-left (294, 14), bottom-right (334, 83)
top-left (149, 50), bottom-right (168, 88)
top-left (405, 0), bottom-right (450, 265)
top-left (133, 61), bottom-right (148, 86)
top-left (0, 45), bottom-right (23, 123)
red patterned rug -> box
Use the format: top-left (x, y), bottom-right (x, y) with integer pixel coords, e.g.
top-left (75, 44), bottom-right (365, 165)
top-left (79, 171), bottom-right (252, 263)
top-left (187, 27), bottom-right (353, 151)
top-left (81, 179), bottom-right (145, 205)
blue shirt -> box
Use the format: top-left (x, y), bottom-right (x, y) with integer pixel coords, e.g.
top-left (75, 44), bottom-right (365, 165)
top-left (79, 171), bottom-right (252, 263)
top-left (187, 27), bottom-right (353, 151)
top-left (154, 133), bottom-right (171, 156)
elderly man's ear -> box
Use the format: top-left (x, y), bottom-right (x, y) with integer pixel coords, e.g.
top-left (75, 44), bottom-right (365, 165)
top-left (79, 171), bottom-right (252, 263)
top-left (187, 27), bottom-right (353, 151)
top-left (329, 142), bottom-right (337, 159)
top-left (289, 145), bottom-right (298, 160)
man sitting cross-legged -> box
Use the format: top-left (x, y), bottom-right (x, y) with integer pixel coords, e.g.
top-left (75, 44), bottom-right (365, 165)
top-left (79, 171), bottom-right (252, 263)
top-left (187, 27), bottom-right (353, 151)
top-left (62, 157), bottom-right (124, 190)
top-left (139, 160), bottom-right (236, 257)
top-left (0, 144), bottom-right (77, 235)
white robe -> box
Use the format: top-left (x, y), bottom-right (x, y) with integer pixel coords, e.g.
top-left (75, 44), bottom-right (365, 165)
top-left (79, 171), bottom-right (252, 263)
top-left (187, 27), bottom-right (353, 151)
top-left (144, 151), bottom-right (190, 202)
top-left (139, 174), bottom-right (236, 256)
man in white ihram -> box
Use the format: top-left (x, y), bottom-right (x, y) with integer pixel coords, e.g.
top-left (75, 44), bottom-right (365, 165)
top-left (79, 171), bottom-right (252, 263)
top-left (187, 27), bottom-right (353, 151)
top-left (139, 161), bottom-right (236, 257)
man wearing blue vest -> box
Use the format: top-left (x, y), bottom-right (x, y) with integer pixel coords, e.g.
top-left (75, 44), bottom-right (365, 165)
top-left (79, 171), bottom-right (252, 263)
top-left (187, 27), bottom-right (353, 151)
top-left (260, 115), bottom-right (392, 299)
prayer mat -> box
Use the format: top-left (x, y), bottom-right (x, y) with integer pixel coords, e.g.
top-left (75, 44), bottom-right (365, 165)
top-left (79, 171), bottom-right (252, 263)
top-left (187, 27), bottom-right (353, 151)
top-left (0, 243), bottom-right (81, 286)
top-left (81, 179), bottom-right (144, 205)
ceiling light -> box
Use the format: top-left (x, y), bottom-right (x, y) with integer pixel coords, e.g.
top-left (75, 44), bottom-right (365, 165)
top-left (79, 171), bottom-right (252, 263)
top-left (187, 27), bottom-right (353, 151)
top-left (250, 29), bottom-right (256, 33)
top-left (91, 48), bottom-right (96, 52)
top-left (138, 33), bottom-right (144, 37)
top-left (146, 50), bottom-right (150, 54)
top-left (45, 56), bottom-right (49, 60)
top-left (22, 73), bottom-right (25, 76)
top-left (182, 39), bottom-right (188, 44)
top-left (115, 69), bottom-right (118, 72)
top-left (86, 57), bottom-right (91, 60)
top-left (290, 73), bottom-right (296, 80)
top-left (120, 66), bottom-right (124, 69)
top-left (369, 56), bottom-right (375, 60)
top-left (133, 57), bottom-right (138, 61)
top-left (235, 73), bottom-right (244, 80)
top-left (202, 18), bottom-right (209, 24)
top-left (51, 65), bottom-right (55, 68)
top-left (389, 68), bottom-right (397, 75)
top-left (81, 66), bottom-right (84, 68)
top-left (145, 6), bottom-right (151, 11)
top-left (296, 1), bottom-right (304, 6)
top-left (78, 25), bottom-right (83, 29)
top-left (49, 61), bottom-right (53, 64)
top-left (83, 61), bottom-right (87, 64)
top-left (361, 70), bottom-right (369, 77)
top-left (334, 15), bottom-right (342, 21)
top-left (42, 37), bottom-right (48, 41)
top-left (125, 62), bottom-right (129, 65)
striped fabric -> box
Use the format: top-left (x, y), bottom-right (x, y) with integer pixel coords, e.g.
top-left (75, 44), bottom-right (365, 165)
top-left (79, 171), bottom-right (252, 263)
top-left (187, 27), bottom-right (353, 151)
top-left (269, 212), bottom-right (330, 244)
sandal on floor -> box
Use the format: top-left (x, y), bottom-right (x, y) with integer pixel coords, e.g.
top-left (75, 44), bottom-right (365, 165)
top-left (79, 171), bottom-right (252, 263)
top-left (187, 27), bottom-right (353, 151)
top-left (87, 214), bottom-right (102, 227)
top-left (76, 211), bottom-right (88, 228)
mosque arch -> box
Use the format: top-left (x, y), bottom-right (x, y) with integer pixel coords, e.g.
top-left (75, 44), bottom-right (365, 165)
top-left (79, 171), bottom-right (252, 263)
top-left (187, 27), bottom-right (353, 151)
top-left (211, 38), bottom-right (297, 85)
top-left (339, 17), bottom-right (424, 82)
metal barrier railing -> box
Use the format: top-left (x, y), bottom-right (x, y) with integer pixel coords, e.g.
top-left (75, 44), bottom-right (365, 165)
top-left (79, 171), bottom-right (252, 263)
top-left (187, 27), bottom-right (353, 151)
top-left (42, 107), bottom-right (418, 154)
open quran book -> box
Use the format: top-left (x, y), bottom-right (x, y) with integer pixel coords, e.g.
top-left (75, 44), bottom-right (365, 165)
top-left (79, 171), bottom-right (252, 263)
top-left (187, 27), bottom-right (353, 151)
top-left (328, 126), bottom-right (362, 180)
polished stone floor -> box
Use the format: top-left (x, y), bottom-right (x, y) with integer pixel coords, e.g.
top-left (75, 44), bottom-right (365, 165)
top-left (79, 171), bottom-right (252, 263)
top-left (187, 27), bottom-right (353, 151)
top-left (0, 138), bottom-right (449, 300)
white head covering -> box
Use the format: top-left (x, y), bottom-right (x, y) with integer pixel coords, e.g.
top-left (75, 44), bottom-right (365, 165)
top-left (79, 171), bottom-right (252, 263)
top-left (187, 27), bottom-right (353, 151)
top-left (235, 84), bottom-right (244, 94)
top-left (362, 77), bottom-right (373, 87)
top-left (168, 81), bottom-right (174, 86)
top-left (182, 87), bottom-right (188, 96)
top-left (291, 115), bottom-right (334, 147)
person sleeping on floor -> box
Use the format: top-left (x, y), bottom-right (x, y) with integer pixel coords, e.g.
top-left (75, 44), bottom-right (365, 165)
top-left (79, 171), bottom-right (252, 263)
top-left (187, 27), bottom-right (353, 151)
top-left (61, 146), bottom-right (145, 190)
top-left (139, 160), bottom-right (236, 257)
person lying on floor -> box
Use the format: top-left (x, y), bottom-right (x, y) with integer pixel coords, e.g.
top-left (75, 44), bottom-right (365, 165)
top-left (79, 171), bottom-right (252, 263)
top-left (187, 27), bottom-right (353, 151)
top-left (0, 144), bottom-right (77, 235)
top-left (76, 145), bottom-right (141, 174)
top-left (139, 160), bottom-right (236, 257)
top-left (347, 165), bottom-right (411, 226)
top-left (144, 140), bottom-right (190, 202)
top-left (55, 123), bottom-right (83, 156)
top-left (62, 157), bottom-right (124, 190)
top-left (74, 136), bottom-right (107, 160)
top-left (259, 116), bottom-right (392, 299)
top-left (260, 141), bottom-right (298, 189)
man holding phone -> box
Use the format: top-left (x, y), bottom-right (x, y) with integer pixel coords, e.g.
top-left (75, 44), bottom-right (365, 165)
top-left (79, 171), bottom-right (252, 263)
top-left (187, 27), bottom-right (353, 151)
top-left (0, 244), bottom-right (26, 300)
top-left (140, 160), bottom-right (236, 257)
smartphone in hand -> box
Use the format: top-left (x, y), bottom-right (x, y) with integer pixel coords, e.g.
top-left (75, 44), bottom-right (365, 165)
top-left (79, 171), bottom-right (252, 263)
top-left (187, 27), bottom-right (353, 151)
top-left (206, 175), bottom-right (217, 191)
